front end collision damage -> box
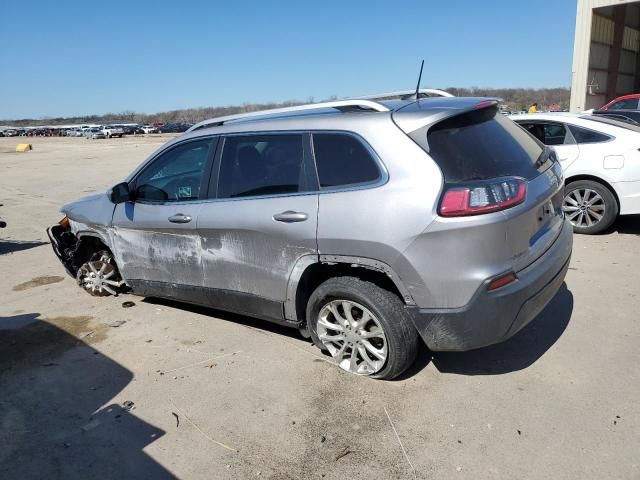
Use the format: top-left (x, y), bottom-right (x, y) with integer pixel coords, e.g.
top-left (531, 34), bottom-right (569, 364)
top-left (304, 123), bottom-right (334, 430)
top-left (47, 208), bottom-right (126, 296)
top-left (47, 192), bottom-right (119, 273)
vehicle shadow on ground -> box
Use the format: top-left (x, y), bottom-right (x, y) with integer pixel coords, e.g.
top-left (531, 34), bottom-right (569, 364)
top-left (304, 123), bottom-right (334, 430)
top-left (611, 214), bottom-right (640, 235)
top-left (141, 297), bottom-right (304, 340)
top-left (0, 314), bottom-right (175, 480)
top-left (0, 240), bottom-right (48, 255)
top-left (430, 283), bottom-right (573, 376)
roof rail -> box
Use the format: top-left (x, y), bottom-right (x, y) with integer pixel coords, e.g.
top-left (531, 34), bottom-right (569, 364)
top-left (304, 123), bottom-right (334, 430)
top-left (353, 89), bottom-right (454, 100)
top-left (186, 99), bottom-right (389, 133)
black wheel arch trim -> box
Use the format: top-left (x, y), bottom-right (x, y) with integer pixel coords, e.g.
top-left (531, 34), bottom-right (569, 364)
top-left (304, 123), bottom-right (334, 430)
top-left (284, 254), bottom-right (416, 323)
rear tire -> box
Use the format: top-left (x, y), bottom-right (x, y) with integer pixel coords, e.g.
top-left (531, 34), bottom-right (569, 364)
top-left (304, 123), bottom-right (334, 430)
top-left (306, 276), bottom-right (419, 380)
top-left (563, 180), bottom-right (618, 234)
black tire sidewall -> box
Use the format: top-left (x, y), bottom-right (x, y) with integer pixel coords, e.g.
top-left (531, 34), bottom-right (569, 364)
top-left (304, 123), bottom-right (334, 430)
top-left (565, 180), bottom-right (618, 234)
top-left (306, 277), bottom-right (418, 380)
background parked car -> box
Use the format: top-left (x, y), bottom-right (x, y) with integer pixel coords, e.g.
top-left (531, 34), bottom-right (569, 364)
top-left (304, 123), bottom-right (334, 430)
top-left (4, 129), bottom-right (18, 137)
top-left (140, 125), bottom-right (159, 134)
top-left (511, 112), bottom-right (640, 233)
top-left (100, 125), bottom-right (124, 138)
top-left (598, 93), bottom-right (640, 111)
top-left (157, 123), bottom-right (192, 133)
top-left (116, 125), bottom-right (145, 135)
top-left (84, 128), bottom-right (106, 140)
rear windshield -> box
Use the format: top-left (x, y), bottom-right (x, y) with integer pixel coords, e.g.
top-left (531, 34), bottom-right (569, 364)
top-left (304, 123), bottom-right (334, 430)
top-left (425, 106), bottom-right (549, 183)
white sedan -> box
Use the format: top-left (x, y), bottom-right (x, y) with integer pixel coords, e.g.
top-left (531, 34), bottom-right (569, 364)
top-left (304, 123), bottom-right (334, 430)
top-left (140, 125), bottom-right (159, 134)
top-left (510, 113), bottom-right (640, 234)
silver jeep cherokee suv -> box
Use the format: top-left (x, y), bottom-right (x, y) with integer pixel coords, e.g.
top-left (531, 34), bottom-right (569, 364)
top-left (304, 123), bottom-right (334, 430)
top-left (48, 95), bottom-right (573, 380)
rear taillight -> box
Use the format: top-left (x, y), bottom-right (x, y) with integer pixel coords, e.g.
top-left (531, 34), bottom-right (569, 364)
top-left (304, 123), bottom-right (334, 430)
top-left (439, 177), bottom-right (526, 217)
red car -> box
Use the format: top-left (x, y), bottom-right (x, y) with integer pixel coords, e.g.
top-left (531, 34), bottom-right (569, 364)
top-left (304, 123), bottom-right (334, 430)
top-left (599, 93), bottom-right (640, 111)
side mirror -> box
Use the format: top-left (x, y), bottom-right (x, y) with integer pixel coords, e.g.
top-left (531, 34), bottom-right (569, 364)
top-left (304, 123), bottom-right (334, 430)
top-left (110, 182), bottom-right (131, 204)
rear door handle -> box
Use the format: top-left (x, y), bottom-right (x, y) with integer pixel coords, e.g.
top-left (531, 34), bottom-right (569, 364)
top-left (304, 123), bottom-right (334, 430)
top-left (273, 211), bottom-right (308, 223)
top-left (168, 213), bottom-right (192, 224)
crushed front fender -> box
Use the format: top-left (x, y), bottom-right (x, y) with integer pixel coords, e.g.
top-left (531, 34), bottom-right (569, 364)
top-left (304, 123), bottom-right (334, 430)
top-left (46, 224), bottom-right (80, 277)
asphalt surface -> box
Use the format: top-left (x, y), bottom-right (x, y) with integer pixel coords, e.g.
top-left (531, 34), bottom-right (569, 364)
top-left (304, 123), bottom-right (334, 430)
top-left (1, 136), bottom-right (639, 479)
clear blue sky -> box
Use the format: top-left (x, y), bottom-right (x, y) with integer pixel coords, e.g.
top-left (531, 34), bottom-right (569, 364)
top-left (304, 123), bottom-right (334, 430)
top-left (0, 0), bottom-right (577, 119)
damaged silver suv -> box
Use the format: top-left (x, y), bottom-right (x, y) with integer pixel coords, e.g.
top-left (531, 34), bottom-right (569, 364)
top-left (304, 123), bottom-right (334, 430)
top-left (48, 94), bottom-right (573, 380)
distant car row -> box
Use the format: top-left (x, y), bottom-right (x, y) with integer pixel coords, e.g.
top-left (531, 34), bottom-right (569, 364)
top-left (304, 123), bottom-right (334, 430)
top-left (0, 122), bottom-right (193, 138)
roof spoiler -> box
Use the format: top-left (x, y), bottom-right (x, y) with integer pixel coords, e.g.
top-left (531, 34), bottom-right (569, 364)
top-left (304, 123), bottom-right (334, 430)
top-left (392, 97), bottom-right (502, 135)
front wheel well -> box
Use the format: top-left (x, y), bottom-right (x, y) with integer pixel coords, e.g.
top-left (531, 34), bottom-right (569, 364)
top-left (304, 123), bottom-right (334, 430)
top-left (294, 262), bottom-right (405, 327)
top-left (71, 235), bottom-right (114, 271)
top-left (565, 175), bottom-right (620, 209)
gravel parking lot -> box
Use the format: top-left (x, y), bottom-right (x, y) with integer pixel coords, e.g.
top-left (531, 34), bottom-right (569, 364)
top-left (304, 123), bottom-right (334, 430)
top-left (1, 136), bottom-right (639, 480)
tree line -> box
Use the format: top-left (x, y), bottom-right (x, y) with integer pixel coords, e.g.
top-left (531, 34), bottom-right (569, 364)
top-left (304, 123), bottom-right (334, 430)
top-left (2, 87), bottom-right (569, 127)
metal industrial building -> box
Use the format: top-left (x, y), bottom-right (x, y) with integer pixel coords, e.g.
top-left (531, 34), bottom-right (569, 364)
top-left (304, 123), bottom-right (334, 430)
top-left (571, 0), bottom-right (640, 111)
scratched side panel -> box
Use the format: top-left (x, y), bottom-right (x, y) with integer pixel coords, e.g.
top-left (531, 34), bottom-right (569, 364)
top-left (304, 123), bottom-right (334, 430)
top-left (111, 201), bottom-right (204, 290)
top-left (197, 194), bottom-right (319, 303)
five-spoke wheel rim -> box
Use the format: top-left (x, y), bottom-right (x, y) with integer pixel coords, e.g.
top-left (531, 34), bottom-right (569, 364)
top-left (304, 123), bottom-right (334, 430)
top-left (316, 300), bottom-right (387, 376)
top-left (563, 188), bottom-right (605, 228)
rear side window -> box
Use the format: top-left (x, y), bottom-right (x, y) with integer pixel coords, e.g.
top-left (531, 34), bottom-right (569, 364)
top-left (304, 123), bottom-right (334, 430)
top-left (568, 125), bottom-right (611, 144)
top-left (426, 107), bottom-right (548, 183)
top-left (312, 133), bottom-right (381, 188)
top-left (218, 134), bottom-right (308, 199)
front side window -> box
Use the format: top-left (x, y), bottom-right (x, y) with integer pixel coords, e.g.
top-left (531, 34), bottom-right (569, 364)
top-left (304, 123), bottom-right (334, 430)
top-left (218, 134), bottom-right (308, 199)
top-left (519, 122), bottom-right (568, 146)
top-left (135, 138), bottom-right (212, 202)
top-left (312, 133), bottom-right (381, 188)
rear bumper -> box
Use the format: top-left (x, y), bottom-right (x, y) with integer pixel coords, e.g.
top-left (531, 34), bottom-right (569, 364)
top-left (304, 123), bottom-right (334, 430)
top-left (407, 219), bottom-right (573, 351)
top-left (613, 180), bottom-right (640, 215)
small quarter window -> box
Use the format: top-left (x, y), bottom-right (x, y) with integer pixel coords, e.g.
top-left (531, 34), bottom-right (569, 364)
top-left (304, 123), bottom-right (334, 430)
top-left (312, 133), bottom-right (381, 188)
top-left (568, 125), bottom-right (611, 144)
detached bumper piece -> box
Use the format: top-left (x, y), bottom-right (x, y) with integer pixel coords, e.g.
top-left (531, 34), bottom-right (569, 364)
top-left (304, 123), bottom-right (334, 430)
top-left (46, 224), bottom-right (81, 277)
top-left (409, 219), bottom-right (573, 352)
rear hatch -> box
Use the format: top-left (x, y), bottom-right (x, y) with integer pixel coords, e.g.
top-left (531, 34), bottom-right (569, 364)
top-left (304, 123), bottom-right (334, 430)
top-left (403, 103), bottom-right (565, 273)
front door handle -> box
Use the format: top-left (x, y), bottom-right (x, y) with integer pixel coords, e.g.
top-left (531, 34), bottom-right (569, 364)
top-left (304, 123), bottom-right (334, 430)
top-left (168, 213), bottom-right (192, 224)
top-left (273, 210), bottom-right (308, 223)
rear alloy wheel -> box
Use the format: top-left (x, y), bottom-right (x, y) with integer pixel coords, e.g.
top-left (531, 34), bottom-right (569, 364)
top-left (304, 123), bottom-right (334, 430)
top-left (307, 277), bottom-right (419, 380)
top-left (563, 180), bottom-right (618, 234)
top-left (316, 300), bottom-right (388, 375)
top-left (76, 251), bottom-right (124, 296)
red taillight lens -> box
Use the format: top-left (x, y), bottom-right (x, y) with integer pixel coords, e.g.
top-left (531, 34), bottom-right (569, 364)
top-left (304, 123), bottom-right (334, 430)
top-left (439, 177), bottom-right (526, 217)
